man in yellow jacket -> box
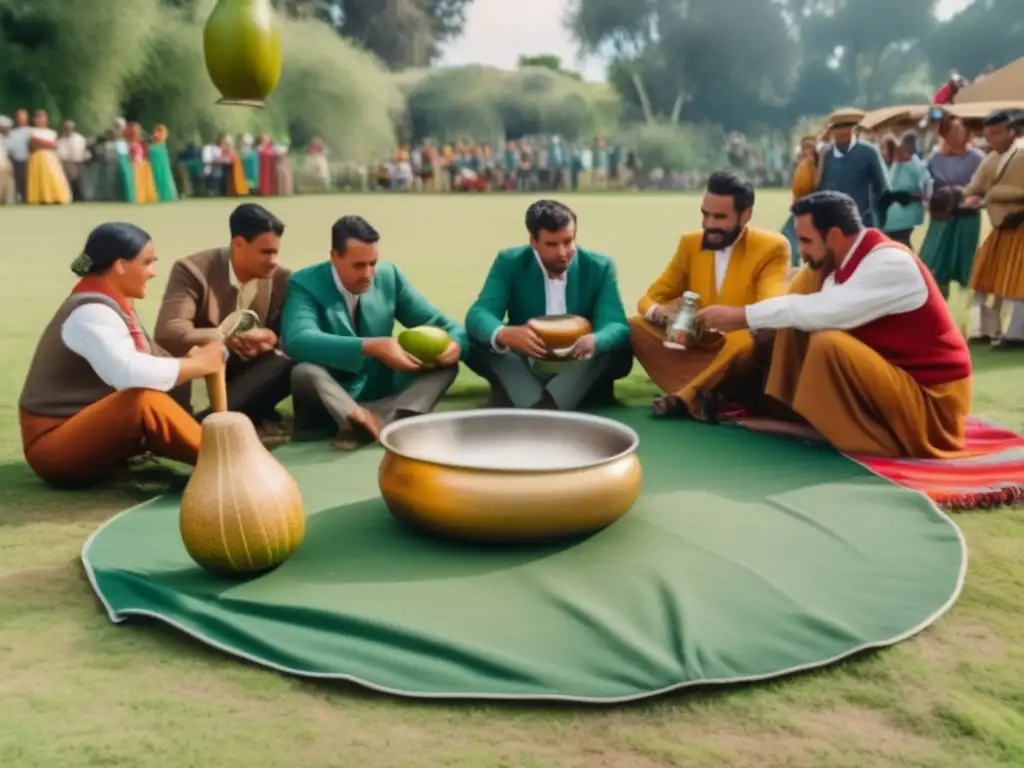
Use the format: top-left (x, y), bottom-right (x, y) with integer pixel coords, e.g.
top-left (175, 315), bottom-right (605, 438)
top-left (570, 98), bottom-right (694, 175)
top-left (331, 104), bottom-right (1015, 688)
top-left (629, 170), bottom-right (791, 415)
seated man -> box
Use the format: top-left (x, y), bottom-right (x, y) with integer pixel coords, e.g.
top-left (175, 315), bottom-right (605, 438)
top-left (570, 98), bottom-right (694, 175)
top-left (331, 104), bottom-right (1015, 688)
top-left (629, 170), bottom-right (790, 414)
top-left (464, 199), bottom-right (632, 410)
top-left (690, 190), bottom-right (972, 459)
top-left (154, 202), bottom-right (292, 434)
top-left (19, 222), bottom-right (226, 488)
top-left (281, 215), bottom-right (466, 449)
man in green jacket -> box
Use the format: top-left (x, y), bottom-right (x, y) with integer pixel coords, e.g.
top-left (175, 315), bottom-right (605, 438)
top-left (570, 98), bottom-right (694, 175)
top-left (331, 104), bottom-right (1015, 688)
top-left (465, 199), bottom-right (632, 410)
top-left (281, 215), bottom-right (467, 449)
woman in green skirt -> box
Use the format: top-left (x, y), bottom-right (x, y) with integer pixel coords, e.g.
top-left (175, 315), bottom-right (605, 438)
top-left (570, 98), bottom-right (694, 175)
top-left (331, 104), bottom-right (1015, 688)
top-left (919, 119), bottom-right (985, 297)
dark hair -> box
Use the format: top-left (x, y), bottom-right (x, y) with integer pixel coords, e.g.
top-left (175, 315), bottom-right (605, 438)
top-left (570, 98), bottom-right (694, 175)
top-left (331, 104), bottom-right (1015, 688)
top-left (983, 109), bottom-right (1014, 127)
top-left (899, 131), bottom-right (918, 153)
top-left (331, 215), bottom-right (380, 255)
top-left (790, 191), bottom-right (862, 237)
top-left (70, 222), bottom-right (151, 277)
top-left (525, 199), bottom-right (576, 239)
top-left (705, 170), bottom-right (755, 213)
top-left (229, 203), bottom-right (285, 242)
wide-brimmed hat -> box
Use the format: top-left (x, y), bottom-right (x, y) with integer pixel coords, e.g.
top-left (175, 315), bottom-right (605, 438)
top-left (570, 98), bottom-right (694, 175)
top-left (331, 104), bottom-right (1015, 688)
top-left (826, 108), bottom-right (865, 128)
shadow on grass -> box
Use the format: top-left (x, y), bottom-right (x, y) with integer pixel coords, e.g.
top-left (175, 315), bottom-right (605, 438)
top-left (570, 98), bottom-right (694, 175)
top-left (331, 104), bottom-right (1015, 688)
top-left (0, 460), bottom-right (184, 530)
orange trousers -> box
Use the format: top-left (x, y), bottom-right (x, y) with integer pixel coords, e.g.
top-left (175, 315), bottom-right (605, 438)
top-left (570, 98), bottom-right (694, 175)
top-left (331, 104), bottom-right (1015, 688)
top-left (20, 389), bottom-right (202, 487)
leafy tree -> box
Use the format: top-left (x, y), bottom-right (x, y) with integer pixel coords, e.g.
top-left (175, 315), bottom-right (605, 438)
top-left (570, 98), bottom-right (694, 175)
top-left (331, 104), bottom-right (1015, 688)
top-left (518, 54), bottom-right (582, 80)
top-left (269, 0), bottom-right (473, 69)
top-left (567, 0), bottom-right (792, 128)
top-left (919, 0), bottom-right (1023, 81)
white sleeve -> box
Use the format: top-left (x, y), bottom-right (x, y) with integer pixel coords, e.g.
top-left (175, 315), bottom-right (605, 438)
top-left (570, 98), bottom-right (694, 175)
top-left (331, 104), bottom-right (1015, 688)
top-left (61, 304), bottom-right (181, 391)
top-left (745, 247), bottom-right (929, 332)
top-left (490, 326), bottom-right (509, 354)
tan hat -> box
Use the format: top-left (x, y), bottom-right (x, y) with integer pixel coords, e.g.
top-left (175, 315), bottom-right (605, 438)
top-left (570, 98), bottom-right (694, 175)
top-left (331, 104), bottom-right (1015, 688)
top-left (826, 108), bottom-right (865, 128)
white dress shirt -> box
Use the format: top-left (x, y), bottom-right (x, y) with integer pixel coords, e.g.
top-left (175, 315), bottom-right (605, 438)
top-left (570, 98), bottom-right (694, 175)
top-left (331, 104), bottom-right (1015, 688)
top-left (56, 132), bottom-right (90, 163)
top-left (4, 125), bottom-right (31, 163)
top-left (330, 267), bottom-right (360, 322)
top-left (745, 230), bottom-right (928, 332)
top-left (491, 249), bottom-right (568, 352)
top-left (61, 303), bottom-right (180, 392)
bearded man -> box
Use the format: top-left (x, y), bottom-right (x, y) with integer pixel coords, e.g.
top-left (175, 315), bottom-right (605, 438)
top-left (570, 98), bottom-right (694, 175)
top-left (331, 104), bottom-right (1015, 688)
top-left (684, 191), bottom-right (972, 459)
top-left (628, 170), bottom-right (791, 415)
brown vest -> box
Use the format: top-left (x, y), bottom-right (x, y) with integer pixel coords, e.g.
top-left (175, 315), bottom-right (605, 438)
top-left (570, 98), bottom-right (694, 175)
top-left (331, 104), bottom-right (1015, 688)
top-left (19, 293), bottom-right (150, 418)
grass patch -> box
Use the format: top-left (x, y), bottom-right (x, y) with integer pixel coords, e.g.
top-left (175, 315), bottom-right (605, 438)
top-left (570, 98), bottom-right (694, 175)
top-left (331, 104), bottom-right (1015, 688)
top-left (0, 193), bottom-right (1022, 767)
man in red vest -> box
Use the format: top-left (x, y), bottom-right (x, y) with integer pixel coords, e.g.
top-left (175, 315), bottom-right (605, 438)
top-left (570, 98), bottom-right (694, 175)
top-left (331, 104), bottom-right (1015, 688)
top-left (678, 190), bottom-right (973, 459)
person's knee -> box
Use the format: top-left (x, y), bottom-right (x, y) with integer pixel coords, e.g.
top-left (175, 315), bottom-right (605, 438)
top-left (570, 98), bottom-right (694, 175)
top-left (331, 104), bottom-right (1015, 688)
top-left (258, 350), bottom-right (294, 376)
top-left (126, 388), bottom-right (190, 419)
top-left (806, 330), bottom-right (854, 363)
top-left (291, 362), bottom-right (324, 387)
top-left (628, 316), bottom-right (662, 353)
top-left (604, 342), bottom-right (635, 378)
top-left (628, 315), bottom-right (654, 336)
top-left (434, 364), bottom-right (459, 385)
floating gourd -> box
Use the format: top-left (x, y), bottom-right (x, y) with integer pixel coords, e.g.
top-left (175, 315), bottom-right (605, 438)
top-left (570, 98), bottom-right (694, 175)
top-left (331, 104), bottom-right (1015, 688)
top-left (179, 368), bottom-right (305, 576)
top-left (203, 0), bottom-right (282, 108)
top-left (398, 325), bottom-right (451, 365)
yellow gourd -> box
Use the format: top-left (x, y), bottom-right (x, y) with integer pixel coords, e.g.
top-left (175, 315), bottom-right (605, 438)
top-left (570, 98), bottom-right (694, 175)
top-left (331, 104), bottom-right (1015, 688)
top-left (203, 0), bottom-right (282, 107)
top-left (179, 369), bottom-right (304, 576)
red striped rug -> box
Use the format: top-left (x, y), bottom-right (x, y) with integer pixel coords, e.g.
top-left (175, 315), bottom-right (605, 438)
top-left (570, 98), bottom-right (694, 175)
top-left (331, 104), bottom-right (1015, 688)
top-left (846, 418), bottom-right (1024, 510)
top-left (730, 414), bottom-right (1024, 511)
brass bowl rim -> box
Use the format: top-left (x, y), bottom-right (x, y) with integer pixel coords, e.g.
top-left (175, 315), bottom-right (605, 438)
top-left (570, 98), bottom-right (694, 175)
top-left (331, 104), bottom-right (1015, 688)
top-left (378, 409), bottom-right (640, 474)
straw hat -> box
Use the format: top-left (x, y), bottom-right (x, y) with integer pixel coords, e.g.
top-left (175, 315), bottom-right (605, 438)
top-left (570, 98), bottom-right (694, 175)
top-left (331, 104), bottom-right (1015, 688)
top-left (826, 108), bottom-right (865, 128)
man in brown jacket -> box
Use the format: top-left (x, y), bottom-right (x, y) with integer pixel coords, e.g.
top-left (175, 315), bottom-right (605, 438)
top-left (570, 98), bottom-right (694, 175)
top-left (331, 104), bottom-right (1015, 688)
top-left (154, 203), bottom-right (293, 433)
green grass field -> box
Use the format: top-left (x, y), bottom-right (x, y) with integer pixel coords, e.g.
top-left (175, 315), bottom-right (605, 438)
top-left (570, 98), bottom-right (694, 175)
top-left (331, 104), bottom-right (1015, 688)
top-left (1, 193), bottom-right (1023, 768)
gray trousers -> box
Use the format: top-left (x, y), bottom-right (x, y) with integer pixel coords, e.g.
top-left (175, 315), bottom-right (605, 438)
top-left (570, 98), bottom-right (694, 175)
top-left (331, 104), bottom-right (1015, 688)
top-left (466, 339), bottom-right (633, 410)
top-left (290, 362), bottom-right (457, 440)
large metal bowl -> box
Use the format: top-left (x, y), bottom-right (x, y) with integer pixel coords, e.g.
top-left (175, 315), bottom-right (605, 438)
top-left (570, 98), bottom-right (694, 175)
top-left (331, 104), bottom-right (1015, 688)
top-left (377, 409), bottom-right (642, 542)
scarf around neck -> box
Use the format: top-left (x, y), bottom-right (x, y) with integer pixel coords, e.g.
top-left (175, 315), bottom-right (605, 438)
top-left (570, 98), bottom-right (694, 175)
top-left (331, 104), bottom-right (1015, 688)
top-left (71, 276), bottom-right (150, 352)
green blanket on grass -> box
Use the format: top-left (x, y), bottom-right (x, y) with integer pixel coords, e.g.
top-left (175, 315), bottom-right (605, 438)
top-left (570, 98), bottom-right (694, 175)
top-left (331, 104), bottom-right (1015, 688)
top-left (82, 407), bottom-right (966, 703)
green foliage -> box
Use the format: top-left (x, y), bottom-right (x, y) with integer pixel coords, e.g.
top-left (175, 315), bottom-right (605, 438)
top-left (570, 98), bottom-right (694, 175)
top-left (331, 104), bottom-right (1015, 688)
top-left (121, 6), bottom-right (260, 148)
top-left (267, 20), bottom-right (402, 159)
top-left (623, 123), bottom-right (728, 174)
top-left (0, 0), bottom-right (159, 130)
top-left (517, 54), bottom-right (582, 80)
top-left (0, 0), bottom-right (400, 161)
top-left (405, 65), bottom-right (619, 143)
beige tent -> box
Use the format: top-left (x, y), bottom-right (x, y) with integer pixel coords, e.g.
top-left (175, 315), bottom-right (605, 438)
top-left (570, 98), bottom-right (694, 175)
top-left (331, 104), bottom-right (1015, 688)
top-left (948, 100), bottom-right (1024, 120)
top-left (956, 58), bottom-right (1024, 103)
top-left (860, 104), bottom-right (929, 133)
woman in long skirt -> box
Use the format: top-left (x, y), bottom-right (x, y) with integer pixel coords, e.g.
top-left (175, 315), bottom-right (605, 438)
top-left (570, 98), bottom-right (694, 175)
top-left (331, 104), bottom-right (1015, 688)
top-left (239, 134), bottom-right (259, 192)
top-left (147, 124), bottom-right (179, 202)
top-left (919, 119), bottom-right (985, 297)
top-left (125, 122), bottom-right (157, 204)
top-left (781, 136), bottom-right (819, 265)
top-left (25, 110), bottom-right (71, 205)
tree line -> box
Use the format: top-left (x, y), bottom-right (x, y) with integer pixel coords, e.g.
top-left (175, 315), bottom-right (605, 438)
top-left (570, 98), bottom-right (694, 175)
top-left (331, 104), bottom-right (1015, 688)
top-left (0, 0), bottom-right (1019, 158)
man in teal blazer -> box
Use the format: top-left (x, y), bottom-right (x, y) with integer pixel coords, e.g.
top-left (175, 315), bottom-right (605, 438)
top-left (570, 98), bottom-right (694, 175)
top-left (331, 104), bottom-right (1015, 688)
top-left (281, 215), bottom-right (467, 448)
top-left (465, 199), bottom-right (632, 410)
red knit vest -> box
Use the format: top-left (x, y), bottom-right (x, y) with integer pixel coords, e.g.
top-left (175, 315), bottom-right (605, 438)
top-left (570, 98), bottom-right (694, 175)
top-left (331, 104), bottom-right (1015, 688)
top-left (832, 229), bottom-right (971, 387)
